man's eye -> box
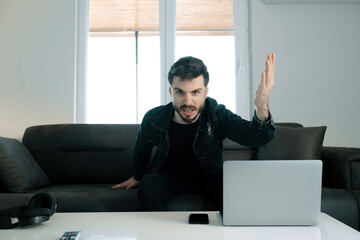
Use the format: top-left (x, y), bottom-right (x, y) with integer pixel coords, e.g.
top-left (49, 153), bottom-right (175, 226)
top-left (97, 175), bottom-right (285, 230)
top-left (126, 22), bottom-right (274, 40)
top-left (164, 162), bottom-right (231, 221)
top-left (176, 90), bottom-right (183, 95)
top-left (192, 90), bottom-right (199, 95)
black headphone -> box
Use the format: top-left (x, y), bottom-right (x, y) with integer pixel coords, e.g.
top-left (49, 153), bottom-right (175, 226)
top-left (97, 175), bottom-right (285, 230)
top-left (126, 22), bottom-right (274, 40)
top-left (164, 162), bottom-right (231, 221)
top-left (0, 192), bottom-right (57, 229)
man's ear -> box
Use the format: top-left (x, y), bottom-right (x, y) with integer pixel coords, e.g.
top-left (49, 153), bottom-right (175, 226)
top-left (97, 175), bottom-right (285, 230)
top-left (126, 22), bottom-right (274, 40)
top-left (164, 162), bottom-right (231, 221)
top-left (205, 87), bottom-right (209, 98)
top-left (169, 87), bottom-right (172, 97)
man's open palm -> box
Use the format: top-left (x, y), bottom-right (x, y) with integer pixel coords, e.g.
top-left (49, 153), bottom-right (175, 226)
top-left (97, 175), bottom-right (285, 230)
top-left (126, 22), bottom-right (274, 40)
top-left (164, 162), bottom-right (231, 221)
top-left (254, 53), bottom-right (275, 121)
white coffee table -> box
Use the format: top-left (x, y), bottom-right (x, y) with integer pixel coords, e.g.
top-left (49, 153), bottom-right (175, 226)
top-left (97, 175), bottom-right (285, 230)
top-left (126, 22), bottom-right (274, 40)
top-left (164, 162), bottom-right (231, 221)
top-left (2, 212), bottom-right (359, 240)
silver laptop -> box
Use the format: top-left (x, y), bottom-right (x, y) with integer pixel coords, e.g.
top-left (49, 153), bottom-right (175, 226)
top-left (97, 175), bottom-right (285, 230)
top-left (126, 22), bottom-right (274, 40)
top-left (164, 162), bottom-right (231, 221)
top-left (222, 160), bottom-right (322, 226)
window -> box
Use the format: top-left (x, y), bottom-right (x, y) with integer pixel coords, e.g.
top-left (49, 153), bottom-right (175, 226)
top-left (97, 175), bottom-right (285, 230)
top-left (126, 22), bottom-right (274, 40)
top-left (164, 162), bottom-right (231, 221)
top-left (87, 0), bottom-right (241, 123)
top-left (176, 0), bottom-right (235, 111)
top-left (87, 0), bottom-right (160, 123)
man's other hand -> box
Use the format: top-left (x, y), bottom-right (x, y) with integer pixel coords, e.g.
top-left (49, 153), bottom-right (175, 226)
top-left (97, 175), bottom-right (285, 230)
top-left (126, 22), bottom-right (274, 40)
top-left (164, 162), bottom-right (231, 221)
top-left (112, 176), bottom-right (139, 190)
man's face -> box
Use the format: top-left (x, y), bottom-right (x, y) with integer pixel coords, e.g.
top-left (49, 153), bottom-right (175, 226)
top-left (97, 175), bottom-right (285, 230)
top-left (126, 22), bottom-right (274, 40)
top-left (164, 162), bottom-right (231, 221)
top-left (169, 75), bottom-right (208, 124)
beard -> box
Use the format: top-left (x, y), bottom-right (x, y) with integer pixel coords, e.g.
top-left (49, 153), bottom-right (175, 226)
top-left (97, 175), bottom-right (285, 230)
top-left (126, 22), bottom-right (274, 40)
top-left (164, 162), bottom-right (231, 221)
top-left (173, 102), bottom-right (205, 124)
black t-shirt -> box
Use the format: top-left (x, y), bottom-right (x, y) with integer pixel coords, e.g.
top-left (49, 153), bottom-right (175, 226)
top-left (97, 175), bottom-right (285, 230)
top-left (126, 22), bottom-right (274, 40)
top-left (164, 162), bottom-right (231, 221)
top-left (158, 120), bottom-right (209, 181)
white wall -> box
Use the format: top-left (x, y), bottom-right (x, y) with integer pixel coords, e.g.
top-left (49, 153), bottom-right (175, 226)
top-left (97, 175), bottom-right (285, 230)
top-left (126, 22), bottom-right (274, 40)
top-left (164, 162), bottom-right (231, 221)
top-left (0, 0), bottom-right (77, 139)
top-left (1, 0), bottom-right (359, 147)
top-left (250, 0), bottom-right (360, 147)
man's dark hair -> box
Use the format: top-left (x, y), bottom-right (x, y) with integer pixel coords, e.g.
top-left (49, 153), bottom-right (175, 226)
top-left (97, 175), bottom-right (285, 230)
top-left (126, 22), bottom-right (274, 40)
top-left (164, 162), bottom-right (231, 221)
top-left (168, 56), bottom-right (209, 87)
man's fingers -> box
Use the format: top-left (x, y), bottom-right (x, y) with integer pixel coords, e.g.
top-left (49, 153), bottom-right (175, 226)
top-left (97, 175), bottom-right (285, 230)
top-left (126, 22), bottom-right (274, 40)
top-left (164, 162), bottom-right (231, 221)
top-left (266, 53), bottom-right (275, 70)
top-left (261, 53), bottom-right (275, 90)
top-left (268, 53), bottom-right (275, 65)
top-left (112, 180), bottom-right (129, 189)
top-left (264, 53), bottom-right (275, 89)
top-left (112, 177), bottom-right (139, 190)
top-left (272, 53), bottom-right (276, 65)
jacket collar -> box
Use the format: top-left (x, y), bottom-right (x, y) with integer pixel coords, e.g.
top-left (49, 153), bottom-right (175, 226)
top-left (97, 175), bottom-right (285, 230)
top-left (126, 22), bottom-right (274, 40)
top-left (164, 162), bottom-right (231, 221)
top-left (151, 102), bottom-right (174, 132)
top-left (151, 98), bottom-right (216, 132)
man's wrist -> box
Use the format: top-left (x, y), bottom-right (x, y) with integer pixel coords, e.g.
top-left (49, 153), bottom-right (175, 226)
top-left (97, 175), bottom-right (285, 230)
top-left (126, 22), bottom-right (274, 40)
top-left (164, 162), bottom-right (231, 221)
top-left (255, 107), bottom-right (270, 122)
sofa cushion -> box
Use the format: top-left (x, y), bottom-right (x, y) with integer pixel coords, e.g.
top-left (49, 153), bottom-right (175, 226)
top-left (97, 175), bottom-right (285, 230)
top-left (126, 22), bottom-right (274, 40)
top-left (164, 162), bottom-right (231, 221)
top-left (322, 188), bottom-right (359, 231)
top-left (0, 136), bottom-right (51, 193)
top-left (32, 184), bottom-right (143, 212)
top-left (257, 126), bottom-right (327, 160)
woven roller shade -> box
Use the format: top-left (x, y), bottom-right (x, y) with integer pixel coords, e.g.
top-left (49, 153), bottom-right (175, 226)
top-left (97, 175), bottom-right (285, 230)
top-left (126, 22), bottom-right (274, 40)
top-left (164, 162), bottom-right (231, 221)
top-left (89, 0), bottom-right (233, 33)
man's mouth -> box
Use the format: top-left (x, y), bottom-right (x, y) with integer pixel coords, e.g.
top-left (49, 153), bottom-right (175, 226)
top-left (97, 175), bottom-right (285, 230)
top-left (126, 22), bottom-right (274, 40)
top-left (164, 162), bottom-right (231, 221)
top-left (181, 106), bottom-right (196, 116)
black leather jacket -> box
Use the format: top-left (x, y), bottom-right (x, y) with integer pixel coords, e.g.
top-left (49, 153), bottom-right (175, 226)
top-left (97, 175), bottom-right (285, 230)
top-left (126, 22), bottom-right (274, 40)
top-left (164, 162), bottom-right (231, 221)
top-left (133, 97), bottom-right (276, 181)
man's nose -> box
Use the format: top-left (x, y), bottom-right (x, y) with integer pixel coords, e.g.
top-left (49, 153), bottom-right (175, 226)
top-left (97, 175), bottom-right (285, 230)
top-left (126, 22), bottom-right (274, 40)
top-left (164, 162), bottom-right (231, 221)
top-left (183, 93), bottom-right (193, 105)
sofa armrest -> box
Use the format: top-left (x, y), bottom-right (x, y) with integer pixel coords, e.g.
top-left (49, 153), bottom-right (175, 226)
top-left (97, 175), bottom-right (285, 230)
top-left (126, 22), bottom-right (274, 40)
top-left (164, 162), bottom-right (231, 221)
top-left (322, 147), bottom-right (360, 190)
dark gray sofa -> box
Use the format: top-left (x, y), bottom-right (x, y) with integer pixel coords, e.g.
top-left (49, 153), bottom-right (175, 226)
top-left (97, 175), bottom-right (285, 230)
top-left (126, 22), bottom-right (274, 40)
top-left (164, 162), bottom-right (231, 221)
top-left (0, 123), bottom-right (359, 231)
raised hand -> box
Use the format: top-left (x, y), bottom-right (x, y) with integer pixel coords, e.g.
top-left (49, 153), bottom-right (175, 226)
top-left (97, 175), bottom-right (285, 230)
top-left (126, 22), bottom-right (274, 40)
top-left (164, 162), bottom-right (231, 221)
top-left (254, 53), bottom-right (275, 121)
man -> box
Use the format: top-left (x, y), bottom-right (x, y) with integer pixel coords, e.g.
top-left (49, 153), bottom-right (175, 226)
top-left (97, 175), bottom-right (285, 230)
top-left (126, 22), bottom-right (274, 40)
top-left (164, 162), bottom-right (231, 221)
top-left (113, 54), bottom-right (276, 210)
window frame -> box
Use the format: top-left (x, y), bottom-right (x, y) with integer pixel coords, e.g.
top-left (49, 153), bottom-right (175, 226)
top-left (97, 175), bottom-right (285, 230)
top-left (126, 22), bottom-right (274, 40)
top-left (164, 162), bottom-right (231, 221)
top-left (75, 0), bottom-right (251, 123)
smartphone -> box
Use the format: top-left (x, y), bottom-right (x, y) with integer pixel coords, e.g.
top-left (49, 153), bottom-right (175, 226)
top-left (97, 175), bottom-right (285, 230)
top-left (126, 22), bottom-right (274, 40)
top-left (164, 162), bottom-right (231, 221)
top-left (188, 213), bottom-right (209, 224)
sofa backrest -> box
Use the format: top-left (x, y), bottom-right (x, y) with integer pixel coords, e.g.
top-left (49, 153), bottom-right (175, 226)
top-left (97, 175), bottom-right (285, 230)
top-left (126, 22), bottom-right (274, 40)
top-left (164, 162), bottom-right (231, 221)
top-left (22, 124), bottom-right (139, 184)
top-left (22, 123), bottom-right (302, 184)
